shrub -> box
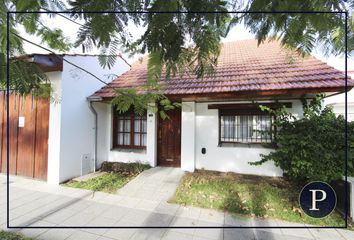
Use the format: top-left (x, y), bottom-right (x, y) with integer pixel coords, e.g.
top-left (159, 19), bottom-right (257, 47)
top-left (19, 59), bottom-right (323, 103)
top-left (0, 231), bottom-right (31, 240)
top-left (250, 95), bottom-right (354, 182)
top-left (101, 161), bottom-right (151, 176)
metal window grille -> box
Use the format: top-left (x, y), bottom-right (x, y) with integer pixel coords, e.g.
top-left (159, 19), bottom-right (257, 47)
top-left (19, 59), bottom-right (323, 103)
top-left (220, 115), bottom-right (273, 143)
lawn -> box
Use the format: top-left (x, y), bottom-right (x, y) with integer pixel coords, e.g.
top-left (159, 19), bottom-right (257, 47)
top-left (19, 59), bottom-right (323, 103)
top-left (63, 162), bottom-right (150, 193)
top-left (171, 170), bottom-right (347, 227)
top-left (0, 231), bottom-right (32, 240)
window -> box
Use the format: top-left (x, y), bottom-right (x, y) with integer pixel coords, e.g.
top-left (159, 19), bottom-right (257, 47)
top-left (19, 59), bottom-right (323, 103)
top-left (113, 110), bottom-right (147, 148)
top-left (209, 103), bottom-right (289, 144)
top-left (220, 114), bottom-right (273, 143)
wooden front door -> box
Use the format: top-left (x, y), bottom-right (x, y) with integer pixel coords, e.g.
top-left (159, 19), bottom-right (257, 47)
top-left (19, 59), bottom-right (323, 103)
top-left (157, 109), bottom-right (181, 167)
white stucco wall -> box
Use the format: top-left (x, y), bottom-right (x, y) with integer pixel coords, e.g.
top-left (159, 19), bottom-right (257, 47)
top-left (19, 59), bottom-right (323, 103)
top-left (46, 71), bottom-right (62, 184)
top-left (146, 106), bottom-right (158, 167)
top-left (93, 102), bottom-right (110, 168)
top-left (47, 55), bottom-right (130, 184)
top-left (190, 100), bottom-right (304, 177)
top-left (181, 102), bottom-right (196, 172)
top-left (97, 99), bottom-right (304, 177)
top-left (325, 72), bottom-right (354, 121)
top-left (329, 104), bottom-right (354, 121)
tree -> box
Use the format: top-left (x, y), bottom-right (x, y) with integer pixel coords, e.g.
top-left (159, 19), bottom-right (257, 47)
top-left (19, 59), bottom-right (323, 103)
top-left (1, 0), bottom-right (353, 111)
top-left (68, 0), bottom-right (354, 80)
top-left (243, 0), bottom-right (354, 57)
top-left (249, 95), bottom-right (354, 183)
top-left (0, 0), bottom-right (70, 96)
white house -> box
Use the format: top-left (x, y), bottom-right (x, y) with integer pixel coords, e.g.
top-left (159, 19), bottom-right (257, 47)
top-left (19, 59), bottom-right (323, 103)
top-left (325, 70), bottom-right (354, 121)
top-left (2, 40), bottom-right (353, 184)
top-left (0, 54), bottom-right (130, 184)
top-left (89, 39), bottom-right (354, 178)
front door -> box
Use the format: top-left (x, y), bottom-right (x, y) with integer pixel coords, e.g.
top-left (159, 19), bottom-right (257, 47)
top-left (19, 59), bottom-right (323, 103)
top-left (157, 109), bottom-right (181, 167)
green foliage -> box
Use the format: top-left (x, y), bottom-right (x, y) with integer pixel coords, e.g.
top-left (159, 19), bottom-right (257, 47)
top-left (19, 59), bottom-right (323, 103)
top-left (251, 95), bottom-right (354, 183)
top-left (2, 59), bottom-right (52, 95)
top-left (70, 0), bottom-right (229, 81)
top-left (173, 171), bottom-right (345, 226)
top-left (243, 0), bottom-right (353, 57)
top-left (0, 0), bottom-right (70, 96)
top-left (2, 0), bottom-right (353, 107)
top-left (111, 82), bottom-right (181, 119)
top-left (101, 161), bottom-right (151, 174)
top-left (67, 0), bottom-right (353, 116)
top-left (0, 231), bottom-right (32, 240)
top-left (64, 172), bottom-right (132, 193)
top-left (64, 162), bottom-right (151, 193)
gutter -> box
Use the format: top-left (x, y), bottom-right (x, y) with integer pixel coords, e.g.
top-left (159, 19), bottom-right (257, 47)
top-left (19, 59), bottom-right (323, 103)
top-left (87, 96), bottom-right (102, 172)
top-left (323, 91), bottom-right (346, 99)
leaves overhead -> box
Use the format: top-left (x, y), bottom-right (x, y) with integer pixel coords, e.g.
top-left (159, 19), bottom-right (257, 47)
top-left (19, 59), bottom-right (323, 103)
top-left (1, 0), bottom-right (353, 114)
top-left (70, 0), bottom-right (230, 82)
top-left (0, 0), bottom-right (70, 95)
top-left (243, 0), bottom-right (353, 56)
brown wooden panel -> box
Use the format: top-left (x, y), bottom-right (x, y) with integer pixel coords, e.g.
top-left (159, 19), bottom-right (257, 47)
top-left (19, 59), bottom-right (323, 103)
top-left (0, 92), bottom-right (49, 180)
top-left (2, 93), bottom-right (20, 174)
top-left (1, 92), bottom-right (19, 174)
top-left (165, 87), bottom-right (349, 102)
top-left (16, 95), bottom-right (36, 178)
top-left (33, 97), bottom-right (49, 180)
top-left (157, 109), bottom-right (181, 167)
top-left (208, 102), bottom-right (292, 110)
top-left (0, 92), bottom-right (4, 172)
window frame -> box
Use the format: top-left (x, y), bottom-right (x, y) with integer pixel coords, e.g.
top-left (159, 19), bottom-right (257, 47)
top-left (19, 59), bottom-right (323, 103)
top-left (112, 109), bottom-right (147, 149)
top-left (218, 109), bottom-right (275, 144)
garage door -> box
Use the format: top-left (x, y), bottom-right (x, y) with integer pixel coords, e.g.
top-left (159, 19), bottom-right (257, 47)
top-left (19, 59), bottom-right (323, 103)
top-left (0, 91), bottom-right (49, 180)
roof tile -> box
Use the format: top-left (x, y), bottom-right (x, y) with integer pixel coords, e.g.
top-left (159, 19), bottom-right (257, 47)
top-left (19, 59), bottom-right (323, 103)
top-left (93, 39), bottom-right (354, 98)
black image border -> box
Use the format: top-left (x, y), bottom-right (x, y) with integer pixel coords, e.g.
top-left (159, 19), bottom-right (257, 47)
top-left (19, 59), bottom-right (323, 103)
top-left (5, 10), bottom-right (349, 229)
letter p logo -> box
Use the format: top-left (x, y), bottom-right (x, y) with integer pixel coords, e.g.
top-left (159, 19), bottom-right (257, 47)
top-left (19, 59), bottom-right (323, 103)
top-left (309, 189), bottom-right (327, 210)
top-left (299, 182), bottom-right (336, 218)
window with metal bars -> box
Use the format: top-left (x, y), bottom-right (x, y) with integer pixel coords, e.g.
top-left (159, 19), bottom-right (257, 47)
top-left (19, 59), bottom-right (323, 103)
top-left (113, 110), bottom-right (147, 149)
top-left (220, 114), bottom-right (273, 143)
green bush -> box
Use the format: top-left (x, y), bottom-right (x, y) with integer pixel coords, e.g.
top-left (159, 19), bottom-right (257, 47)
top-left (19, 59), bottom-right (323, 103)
top-left (0, 231), bottom-right (32, 240)
top-left (100, 161), bottom-right (151, 176)
top-left (250, 95), bottom-right (354, 182)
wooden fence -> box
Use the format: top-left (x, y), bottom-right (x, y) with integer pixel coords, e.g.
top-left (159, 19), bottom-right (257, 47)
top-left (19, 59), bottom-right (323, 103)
top-left (0, 91), bottom-right (49, 180)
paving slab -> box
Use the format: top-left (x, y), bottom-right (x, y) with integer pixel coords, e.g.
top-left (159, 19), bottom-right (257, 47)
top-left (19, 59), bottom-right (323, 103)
top-left (103, 228), bottom-right (136, 240)
top-left (36, 229), bottom-right (75, 240)
top-left (1, 173), bottom-right (353, 240)
top-left (162, 231), bottom-right (194, 240)
top-left (116, 167), bottom-right (184, 202)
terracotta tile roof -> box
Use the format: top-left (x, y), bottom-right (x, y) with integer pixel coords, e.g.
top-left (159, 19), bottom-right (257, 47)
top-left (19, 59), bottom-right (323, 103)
top-left (92, 39), bottom-right (354, 98)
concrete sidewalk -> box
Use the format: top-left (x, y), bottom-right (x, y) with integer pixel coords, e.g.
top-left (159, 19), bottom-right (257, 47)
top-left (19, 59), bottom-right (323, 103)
top-left (116, 167), bottom-right (185, 201)
top-left (0, 173), bottom-right (353, 240)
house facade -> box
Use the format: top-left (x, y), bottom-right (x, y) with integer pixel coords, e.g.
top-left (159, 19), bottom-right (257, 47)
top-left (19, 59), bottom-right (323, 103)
top-left (90, 39), bottom-right (354, 177)
top-left (0, 54), bottom-right (130, 184)
top-left (2, 40), bottom-right (352, 184)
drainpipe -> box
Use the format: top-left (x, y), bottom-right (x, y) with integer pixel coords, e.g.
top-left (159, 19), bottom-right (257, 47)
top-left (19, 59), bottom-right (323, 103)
top-left (87, 97), bottom-right (101, 172)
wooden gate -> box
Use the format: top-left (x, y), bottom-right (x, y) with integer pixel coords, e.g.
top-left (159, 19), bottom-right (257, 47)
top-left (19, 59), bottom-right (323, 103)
top-left (0, 91), bottom-right (49, 180)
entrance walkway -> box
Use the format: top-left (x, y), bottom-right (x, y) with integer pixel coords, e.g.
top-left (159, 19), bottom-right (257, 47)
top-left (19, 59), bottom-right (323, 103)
top-left (1, 174), bottom-right (354, 240)
top-left (116, 167), bottom-right (184, 201)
